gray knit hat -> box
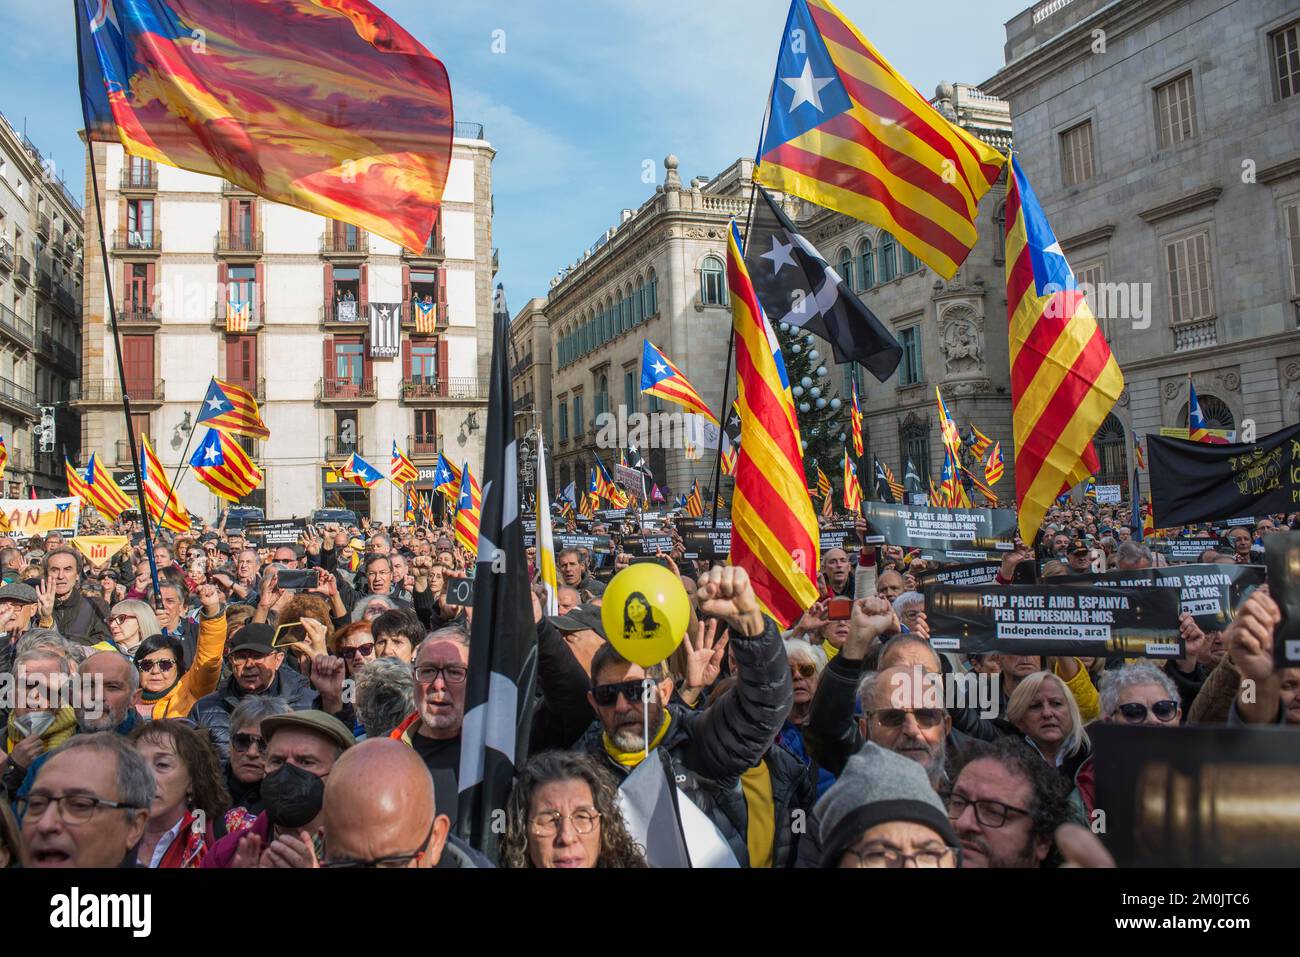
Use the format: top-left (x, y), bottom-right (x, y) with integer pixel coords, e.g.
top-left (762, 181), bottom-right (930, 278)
top-left (815, 741), bottom-right (957, 866)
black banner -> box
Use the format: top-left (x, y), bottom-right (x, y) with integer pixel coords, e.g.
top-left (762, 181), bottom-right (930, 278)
top-left (864, 501), bottom-right (1018, 555)
top-left (916, 560), bottom-right (1002, 588)
top-left (926, 583), bottom-right (1184, 658)
top-left (555, 533), bottom-right (613, 555)
top-left (1055, 564), bottom-right (1264, 631)
top-left (1266, 532), bottom-right (1300, 667)
top-left (1148, 422), bottom-right (1300, 527)
top-left (245, 519), bottom-right (306, 545)
top-left (624, 534), bottom-right (677, 557)
top-left (1158, 537), bottom-right (1221, 563)
top-left (818, 520), bottom-right (859, 553)
top-left (681, 529), bottom-right (731, 561)
top-left (675, 517), bottom-right (731, 534)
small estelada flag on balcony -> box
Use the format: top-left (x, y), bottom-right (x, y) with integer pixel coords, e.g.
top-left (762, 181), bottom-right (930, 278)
top-left (226, 297), bottom-right (251, 334)
top-left (197, 378), bottom-right (270, 440)
top-left (413, 297), bottom-right (437, 334)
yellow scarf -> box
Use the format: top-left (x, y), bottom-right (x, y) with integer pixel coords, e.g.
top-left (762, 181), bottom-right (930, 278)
top-left (603, 711), bottom-right (672, 769)
top-left (5, 707), bottom-right (77, 754)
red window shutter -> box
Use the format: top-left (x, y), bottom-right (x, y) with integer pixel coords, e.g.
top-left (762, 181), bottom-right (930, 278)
top-left (402, 264), bottom-right (411, 307)
top-left (226, 199), bottom-right (235, 234)
top-left (437, 266), bottom-right (447, 303)
top-left (359, 263), bottom-right (369, 312)
top-left (437, 336), bottom-right (449, 393)
top-left (363, 340), bottom-right (373, 387)
top-left (323, 263), bottom-right (333, 320)
top-left (323, 336), bottom-right (334, 381)
top-left (402, 340), bottom-right (411, 380)
top-left (251, 199), bottom-right (260, 234)
top-left (218, 262), bottom-right (229, 311)
top-left (247, 336), bottom-right (258, 385)
top-left (255, 262), bottom-right (265, 320)
top-left (121, 262), bottom-right (130, 307)
top-left (144, 262), bottom-right (155, 302)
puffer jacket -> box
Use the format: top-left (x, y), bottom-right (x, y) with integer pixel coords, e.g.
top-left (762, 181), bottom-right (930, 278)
top-left (191, 664), bottom-right (320, 761)
top-left (751, 740), bottom-right (816, 868)
top-left (578, 616), bottom-right (792, 867)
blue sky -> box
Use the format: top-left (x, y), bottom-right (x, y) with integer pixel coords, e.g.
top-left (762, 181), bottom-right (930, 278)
top-left (0, 0), bottom-right (1029, 304)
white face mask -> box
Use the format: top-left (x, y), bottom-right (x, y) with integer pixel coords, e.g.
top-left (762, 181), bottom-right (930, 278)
top-left (16, 710), bottom-right (55, 739)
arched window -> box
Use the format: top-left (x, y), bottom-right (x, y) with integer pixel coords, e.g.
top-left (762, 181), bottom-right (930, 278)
top-left (623, 286), bottom-right (633, 331)
top-left (633, 276), bottom-right (644, 324)
top-left (644, 268), bottom-right (658, 317)
top-left (857, 239), bottom-right (874, 290)
top-left (700, 256), bottom-right (727, 306)
top-left (837, 247), bottom-right (854, 291)
top-left (878, 233), bottom-right (897, 283)
top-left (899, 416), bottom-right (931, 486)
top-left (1093, 413), bottom-right (1127, 490)
top-left (1176, 395), bottom-right (1235, 436)
top-left (899, 245), bottom-right (922, 274)
top-left (993, 202), bottom-right (1007, 266)
top-left (597, 374), bottom-right (609, 417)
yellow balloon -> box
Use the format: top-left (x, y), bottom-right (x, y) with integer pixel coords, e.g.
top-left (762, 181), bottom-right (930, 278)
top-left (600, 563), bottom-right (690, 667)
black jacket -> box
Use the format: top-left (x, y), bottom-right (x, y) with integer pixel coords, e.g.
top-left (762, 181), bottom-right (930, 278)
top-left (577, 616), bottom-right (792, 867)
top-left (52, 590), bottom-right (112, 647)
top-left (192, 664), bottom-right (324, 761)
top-left (529, 617), bottom-right (596, 754)
top-left (756, 740), bottom-right (816, 868)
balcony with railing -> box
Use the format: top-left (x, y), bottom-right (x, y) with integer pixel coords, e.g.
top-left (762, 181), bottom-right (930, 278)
top-left (401, 377), bottom-right (485, 402)
top-left (408, 434), bottom-right (440, 458)
top-left (322, 301), bottom-right (368, 328)
top-left (0, 238), bottom-right (13, 271)
top-left (325, 435), bottom-right (366, 459)
top-left (55, 285), bottom-right (79, 317)
top-left (0, 376), bottom-right (38, 416)
top-left (118, 303), bottom-right (160, 327)
top-left (317, 376), bottom-right (377, 403)
top-left (454, 121), bottom-right (485, 140)
top-left (15, 256), bottom-right (31, 285)
top-left (112, 227), bottom-right (162, 254)
top-left (0, 303), bottom-right (35, 348)
top-left (402, 234), bottom-right (445, 262)
top-left (223, 378), bottom-right (266, 401)
top-left (222, 179), bottom-right (254, 195)
top-left (73, 378), bottom-right (165, 405)
top-left (36, 213), bottom-right (50, 240)
top-left (400, 299), bottom-right (448, 331)
top-left (320, 231), bottom-right (369, 259)
top-left (212, 300), bottom-right (262, 332)
top-left (215, 230), bottom-right (263, 258)
top-left (39, 333), bottom-right (79, 374)
top-left (119, 166), bottom-right (159, 191)
top-left (1172, 317), bottom-right (1219, 352)
top-left (35, 268), bottom-right (52, 297)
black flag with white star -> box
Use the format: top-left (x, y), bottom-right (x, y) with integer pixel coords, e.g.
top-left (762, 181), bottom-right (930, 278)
top-left (456, 283), bottom-right (538, 859)
top-left (745, 185), bottom-right (902, 381)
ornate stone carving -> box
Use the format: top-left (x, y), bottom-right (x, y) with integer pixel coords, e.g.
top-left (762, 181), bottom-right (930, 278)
top-left (1216, 371), bottom-right (1240, 393)
top-left (938, 304), bottom-right (984, 377)
top-left (1163, 380), bottom-right (1181, 401)
top-left (1285, 360), bottom-right (1300, 383)
top-left (1117, 388), bottom-right (1129, 408)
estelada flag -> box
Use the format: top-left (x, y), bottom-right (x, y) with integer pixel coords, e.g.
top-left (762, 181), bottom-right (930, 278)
top-left (391, 441), bottom-right (418, 486)
top-left (190, 428), bottom-right (262, 502)
top-left (77, 0), bottom-right (453, 253)
top-left (453, 464), bottom-right (481, 554)
top-left (196, 379), bottom-right (270, 440)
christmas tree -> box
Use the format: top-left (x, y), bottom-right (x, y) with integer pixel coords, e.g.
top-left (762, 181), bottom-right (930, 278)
top-left (773, 322), bottom-right (848, 490)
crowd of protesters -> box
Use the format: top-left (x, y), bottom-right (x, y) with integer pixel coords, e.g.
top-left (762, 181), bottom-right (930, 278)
top-left (0, 496), bottom-right (1292, 870)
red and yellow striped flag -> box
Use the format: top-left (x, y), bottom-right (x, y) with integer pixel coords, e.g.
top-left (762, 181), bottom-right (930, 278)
top-left (453, 465), bottom-right (482, 554)
top-left (1005, 155), bottom-right (1123, 543)
top-left (849, 378), bottom-right (864, 458)
top-left (727, 223), bottom-right (819, 627)
top-left (190, 429), bottom-right (262, 503)
top-left (140, 435), bottom-right (190, 532)
top-left (984, 441), bottom-right (1005, 486)
top-left (754, 0), bottom-right (1007, 279)
top-left (685, 481), bottom-right (704, 518)
top-left (816, 466), bottom-right (832, 500)
top-left (842, 451), bottom-right (862, 512)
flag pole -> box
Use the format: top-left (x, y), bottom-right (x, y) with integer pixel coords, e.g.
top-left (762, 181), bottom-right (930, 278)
top-left (75, 0), bottom-right (162, 601)
top-left (155, 402), bottom-right (202, 532)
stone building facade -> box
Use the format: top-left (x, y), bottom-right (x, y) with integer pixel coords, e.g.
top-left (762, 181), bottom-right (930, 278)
top-left (985, 0), bottom-right (1300, 492)
top-left (77, 124), bottom-right (496, 521)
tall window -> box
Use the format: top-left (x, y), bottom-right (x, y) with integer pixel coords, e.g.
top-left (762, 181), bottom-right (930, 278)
top-left (126, 156), bottom-right (154, 188)
top-left (993, 203), bottom-right (1007, 266)
top-left (122, 335), bottom-right (154, 398)
top-left (1093, 414), bottom-right (1127, 490)
top-left (1154, 73), bottom-right (1197, 148)
top-left (335, 340), bottom-right (365, 384)
top-left (126, 263), bottom-right (151, 310)
top-left (878, 233), bottom-right (897, 284)
top-left (1272, 20), bottom-right (1300, 101)
top-left (411, 341), bottom-right (437, 384)
top-left (1285, 201), bottom-right (1300, 302)
top-left (413, 409), bottom-right (437, 451)
top-left (624, 370), bottom-right (637, 413)
top-left (573, 394), bottom-right (584, 437)
top-left (559, 400), bottom-right (568, 441)
top-left (595, 374), bottom-right (609, 418)
top-left (899, 246), bottom-right (922, 274)
top-left (857, 239), bottom-right (874, 290)
top-left (1076, 260), bottom-right (1108, 337)
top-left (1060, 120), bottom-right (1095, 187)
top-left (837, 248), bottom-right (854, 291)
top-left (632, 278), bottom-right (644, 324)
top-left (898, 326), bottom-right (922, 386)
top-left (126, 199), bottom-right (154, 244)
top-left (841, 363), bottom-right (860, 402)
top-left (225, 335), bottom-right (256, 390)
top-left (228, 264), bottom-right (256, 312)
top-left (700, 256), bottom-right (727, 306)
top-left (643, 268), bottom-right (658, 317)
top-left (900, 420), bottom-right (930, 488)
top-left (1164, 231), bottom-right (1215, 323)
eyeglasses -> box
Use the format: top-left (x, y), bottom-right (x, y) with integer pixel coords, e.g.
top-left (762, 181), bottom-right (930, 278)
top-left (108, 615), bottom-right (137, 626)
top-left (321, 820), bottom-right (435, 869)
top-left (530, 807), bottom-right (601, 837)
top-left (842, 843), bottom-right (958, 868)
top-left (591, 679), bottom-right (650, 708)
top-left (790, 661), bottom-right (817, 679)
top-left (18, 791), bottom-right (144, 824)
top-left (1113, 700), bottom-right (1179, 724)
top-left (137, 659), bottom-right (177, 674)
top-left (414, 664), bottom-right (467, 685)
top-left (338, 642), bottom-right (375, 661)
top-left (231, 732), bottom-right (267, 754)
top-left (867, 708), bottom-right (945, 729)
top-left (947, 793), bottom-right (1031, 828)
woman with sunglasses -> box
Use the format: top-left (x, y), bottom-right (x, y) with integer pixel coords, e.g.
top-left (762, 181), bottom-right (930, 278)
top-left (222, 696), bottom-right (292, 834)
top-left (108, 599), bottom-right (162, 655)
top-left (132, 582), bottom-right (227, 719)
top-left (501, 751), bottom-right (645, 868)
top-left (1073, 663), bottom-right (1182, 816)
top-left (777, 639), bottom-right (835, 799)
top-left (330, 620), bottom-right (376, 678)
top-left (128, 719), bottom-right (229, 867)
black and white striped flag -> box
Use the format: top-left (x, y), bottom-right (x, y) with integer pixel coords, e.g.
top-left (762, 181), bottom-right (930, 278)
top-left (368, 302), bottom-right (402, 358)
top-left (456, 283), bottom-right (538, 859)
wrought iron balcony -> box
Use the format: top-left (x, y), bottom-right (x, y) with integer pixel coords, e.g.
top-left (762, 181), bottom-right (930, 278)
top-left (119, 166), bottom-right (158, 191)
top-left (215, 230), bottom-right (263, 257)
top-left (73, 378), bottom-right (165, 404)
top-left (408, 433), bottom-right (440, 457)
top-left (325, 435), bottom-right (366, 459)
top-left (0, 303), bottom-right (35, 348)
top-left (318, 377), bottom-right (377, 403)
top-left (112, 228), bottom-right (162, 253)
top-left (401, 378), bottom-right (485, 402)
top-left (321, 232), bottom-right (369, 257)
top-left (0, 376), bottom-right (38, 416)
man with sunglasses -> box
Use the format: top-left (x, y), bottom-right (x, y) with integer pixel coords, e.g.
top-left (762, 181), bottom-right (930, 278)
top-left (577, 565), bottom-right (792, 868)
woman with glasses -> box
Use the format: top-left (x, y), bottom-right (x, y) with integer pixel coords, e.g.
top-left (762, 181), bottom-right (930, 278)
top-left (1005, 671), bottom-right (1092, 816)
top-left (329, 620), bottom-right (376, 678)
top-left (777, 639), bottom-right (835, 800)
top-left (128, 719), bottom-right (229, 868)
top-left (108, 599), bottom-right (161, 655)
top-left (222, 696), bottom-right (291, 834)
top-left (131, 582), bottom-right (227, 719)
top-left (501, 751), bottom-right (645, 868)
